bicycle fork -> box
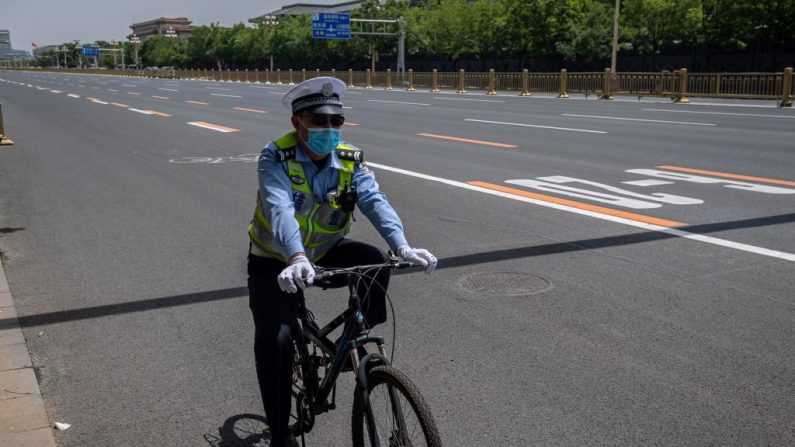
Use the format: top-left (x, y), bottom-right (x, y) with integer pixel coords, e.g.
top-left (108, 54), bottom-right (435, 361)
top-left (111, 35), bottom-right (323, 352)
top-left (354, 341), bottom-right (410, 447)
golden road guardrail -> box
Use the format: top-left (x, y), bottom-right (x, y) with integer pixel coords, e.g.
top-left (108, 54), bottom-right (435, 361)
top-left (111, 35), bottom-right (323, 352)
top-left (0, 103), bottom-right (14, 146)
top-left (2, 67), bottom-right (793, 106)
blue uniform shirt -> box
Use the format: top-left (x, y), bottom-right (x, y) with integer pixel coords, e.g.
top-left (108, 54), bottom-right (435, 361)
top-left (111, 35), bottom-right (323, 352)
top-left (257, 136), bottom-right (408, 259)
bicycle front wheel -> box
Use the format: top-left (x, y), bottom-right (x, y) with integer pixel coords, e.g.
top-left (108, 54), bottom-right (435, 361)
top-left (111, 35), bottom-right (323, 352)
top-left (351, 365), bottom-right (441, 447)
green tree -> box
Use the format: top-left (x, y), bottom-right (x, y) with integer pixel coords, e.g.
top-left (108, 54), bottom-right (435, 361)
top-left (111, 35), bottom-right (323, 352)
top-left (503, 0), bottom-right (572, 64)
top-left (745, 0), bottom-right (795, 69)
top-left (556, 0), bottom-right (614, 66)
top-left (466, 0), bottom-right (508, 69)
top-left (140, 35), bottom-right (185, 67)
top-left (621, 0), bottom-right (701, 69)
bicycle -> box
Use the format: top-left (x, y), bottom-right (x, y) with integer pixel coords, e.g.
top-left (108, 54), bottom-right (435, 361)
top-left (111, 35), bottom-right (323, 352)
top-left (288, 254), bottom-right (441, 447)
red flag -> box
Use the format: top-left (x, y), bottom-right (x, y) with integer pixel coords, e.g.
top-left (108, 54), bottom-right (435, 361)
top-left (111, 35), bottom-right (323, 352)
top-left (32, 42), bottom-right (38, 49)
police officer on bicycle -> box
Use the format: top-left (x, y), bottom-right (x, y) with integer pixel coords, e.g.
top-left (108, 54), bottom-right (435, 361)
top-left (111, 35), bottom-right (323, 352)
top-left (247, 76), bottom-right (437, 447)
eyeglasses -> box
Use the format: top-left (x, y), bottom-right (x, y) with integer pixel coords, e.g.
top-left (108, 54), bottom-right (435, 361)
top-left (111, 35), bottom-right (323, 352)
top-left (305, 113), bottom-right (345, 128)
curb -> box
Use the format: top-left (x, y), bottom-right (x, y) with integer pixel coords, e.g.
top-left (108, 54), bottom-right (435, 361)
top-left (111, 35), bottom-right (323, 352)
top-left (0, 259), bottom-right (56, 446)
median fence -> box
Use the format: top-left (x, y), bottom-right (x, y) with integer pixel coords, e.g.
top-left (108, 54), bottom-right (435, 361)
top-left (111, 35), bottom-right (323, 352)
top-left (2, 66), bottom-right (793, 106)
top-left (0, 103), bottom-right (14, 146)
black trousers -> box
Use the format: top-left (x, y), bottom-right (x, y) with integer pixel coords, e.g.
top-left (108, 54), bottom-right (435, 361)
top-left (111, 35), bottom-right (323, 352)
top-left (247, 239), bottom-right (390, 442)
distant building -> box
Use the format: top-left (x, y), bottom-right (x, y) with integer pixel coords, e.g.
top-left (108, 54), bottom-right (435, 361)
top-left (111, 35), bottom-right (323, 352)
top-left (0, 30), bottom-right (10, 53)
top-left (33, 45), bottom-right (59, 58)
top-left (250, 0), bottom-right (364, 21)
top-left (0, 30), bottom-right (30, 60)
top-left (129, 17), bottom-right (197, 41)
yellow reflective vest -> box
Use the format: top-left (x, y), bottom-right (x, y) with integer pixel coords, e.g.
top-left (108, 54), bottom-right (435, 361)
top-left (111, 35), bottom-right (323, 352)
top-left (248, 132), bottom-right (361, 262)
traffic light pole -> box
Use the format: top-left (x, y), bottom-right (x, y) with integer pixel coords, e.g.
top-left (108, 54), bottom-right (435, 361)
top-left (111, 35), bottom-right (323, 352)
top-left (350, 18), bottom-right (405, 81)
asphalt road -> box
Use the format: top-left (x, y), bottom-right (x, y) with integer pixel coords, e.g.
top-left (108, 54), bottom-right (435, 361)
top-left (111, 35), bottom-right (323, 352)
top-left (1, 70), bottom-right (794, 446)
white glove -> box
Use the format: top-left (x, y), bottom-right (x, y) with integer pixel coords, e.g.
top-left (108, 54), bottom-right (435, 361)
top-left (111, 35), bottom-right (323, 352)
top-left (398, 245), bottom-right (437, 274)
top-left (277, 255), bottom-right (315, 294)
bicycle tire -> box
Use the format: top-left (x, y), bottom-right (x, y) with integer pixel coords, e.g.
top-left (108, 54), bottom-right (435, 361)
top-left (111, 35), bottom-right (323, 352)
top-left (351, 365), bottom-right (442, 447)
top-left (289, 338), bottom-right (316, 436)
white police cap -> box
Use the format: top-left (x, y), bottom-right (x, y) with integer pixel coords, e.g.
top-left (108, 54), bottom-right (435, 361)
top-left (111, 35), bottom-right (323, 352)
top-left (281, 76), bottom-right (346, 115)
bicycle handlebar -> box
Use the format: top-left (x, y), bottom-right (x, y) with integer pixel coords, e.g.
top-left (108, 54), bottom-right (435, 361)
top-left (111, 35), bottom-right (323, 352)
top-left (307, 255), bottom-right (417, 288)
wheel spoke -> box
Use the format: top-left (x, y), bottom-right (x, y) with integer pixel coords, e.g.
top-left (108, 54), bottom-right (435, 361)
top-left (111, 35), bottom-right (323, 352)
top-left (367, 381), bottom-right (427, 446)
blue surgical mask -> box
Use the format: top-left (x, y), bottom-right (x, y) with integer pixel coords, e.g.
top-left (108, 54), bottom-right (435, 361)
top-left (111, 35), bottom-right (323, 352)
top-left (305, 128), bottom-right (341, 155)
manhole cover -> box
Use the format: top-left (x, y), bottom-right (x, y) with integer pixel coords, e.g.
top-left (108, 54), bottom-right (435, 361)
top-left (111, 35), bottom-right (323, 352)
top-left (458, 272), bottom-right (552, 297)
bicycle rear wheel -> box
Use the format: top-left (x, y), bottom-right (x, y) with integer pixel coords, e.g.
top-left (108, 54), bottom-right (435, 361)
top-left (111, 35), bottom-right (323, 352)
top-left (289, 339), bottom-right (316, 436)
top-left (351, 365), bottom-right (441, 447)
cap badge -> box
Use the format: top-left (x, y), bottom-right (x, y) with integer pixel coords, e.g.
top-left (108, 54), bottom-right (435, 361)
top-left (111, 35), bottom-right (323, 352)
top-left (321, 81), bottom-right (334, 96)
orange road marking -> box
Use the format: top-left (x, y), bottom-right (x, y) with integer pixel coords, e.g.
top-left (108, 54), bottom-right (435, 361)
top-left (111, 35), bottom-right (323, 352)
top-left (127, 92), bottom-right (141, 96)
top-left (417, 132), bottom-right (517, 148)
top-left (152, 95), bottom-right (170, 100)
top-left (656, 165), bottom-right (795, 187)
top-left (185, 100), bottom-right (209, 105)
top-left (187, 121), bottom-right (239, 133)
top-left (468, 181), bottom-right (687, 228)
top-left (111, 102), bottom-right (129, 108)
top-left (233, 107), bottom-right (268, 114)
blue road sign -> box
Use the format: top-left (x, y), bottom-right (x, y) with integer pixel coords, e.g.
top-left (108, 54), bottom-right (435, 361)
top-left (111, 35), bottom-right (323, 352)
top-left (311, 12), bottom-right (351, 39)
top-left (82, 45), bottom-right (100, 57)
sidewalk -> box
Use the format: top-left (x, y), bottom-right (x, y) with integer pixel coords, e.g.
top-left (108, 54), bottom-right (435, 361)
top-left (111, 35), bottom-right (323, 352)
top-left (0, 259), bottom-right (56, 446)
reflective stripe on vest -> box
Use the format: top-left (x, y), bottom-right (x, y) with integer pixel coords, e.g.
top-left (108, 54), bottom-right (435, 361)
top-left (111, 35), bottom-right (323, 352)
top-left (248, 132), bottom-right (358, 262)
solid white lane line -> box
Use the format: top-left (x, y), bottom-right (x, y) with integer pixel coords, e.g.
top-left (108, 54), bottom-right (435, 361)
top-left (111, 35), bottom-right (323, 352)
top-left (366, 162), bottom-right (795, 263)
top-left (158, 88), bottom-right (179, 92)
top-left (433, 97), bottom-right (505, 103)
top-left (643, 108), bottom-right (795, 119)
top-left (681, 102), bottom-right (777, 109)
top-left (187, 121), bottom-right (239, 133)
top-left (210, 93), bottom-right (243, 98)
top-left (622, 179), bottom-right (674, 187)
top-left (562, 114), bottom-right (716, 126)
top-left (233, 107), bottom-right (267, 114)
top-left (465, 118), bottom-right (607, 134)
top-left (368, 99), bottom-right (430, 106)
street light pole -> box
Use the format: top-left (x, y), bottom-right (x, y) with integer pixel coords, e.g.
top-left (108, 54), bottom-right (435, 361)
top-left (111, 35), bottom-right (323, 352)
top-left (75, 40), bottom-right (82, 68)
top-left (130, 35), bottom-right (140, 67)
top-left (610, 0), bottom-right (621, 73)
top-left (263, 14), bottom-right (279, 72)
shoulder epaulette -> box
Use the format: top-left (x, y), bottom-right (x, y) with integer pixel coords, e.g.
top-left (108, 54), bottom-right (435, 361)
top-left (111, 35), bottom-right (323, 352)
top-left (274, 148), bottom-right (298, 162)
top-left (336, 147), bottom-right (364, 162)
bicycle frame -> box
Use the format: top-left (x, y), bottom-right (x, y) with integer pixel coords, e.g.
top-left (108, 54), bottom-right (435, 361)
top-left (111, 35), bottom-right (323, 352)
top-left (295, 263), bottom-right (413, 446)
top-left (296, 278), bottom-right (391, 413)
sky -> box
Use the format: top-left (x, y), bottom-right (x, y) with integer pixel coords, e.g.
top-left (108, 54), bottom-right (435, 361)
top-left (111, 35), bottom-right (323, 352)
top-left (2, 0), bottom-right (337, 51)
